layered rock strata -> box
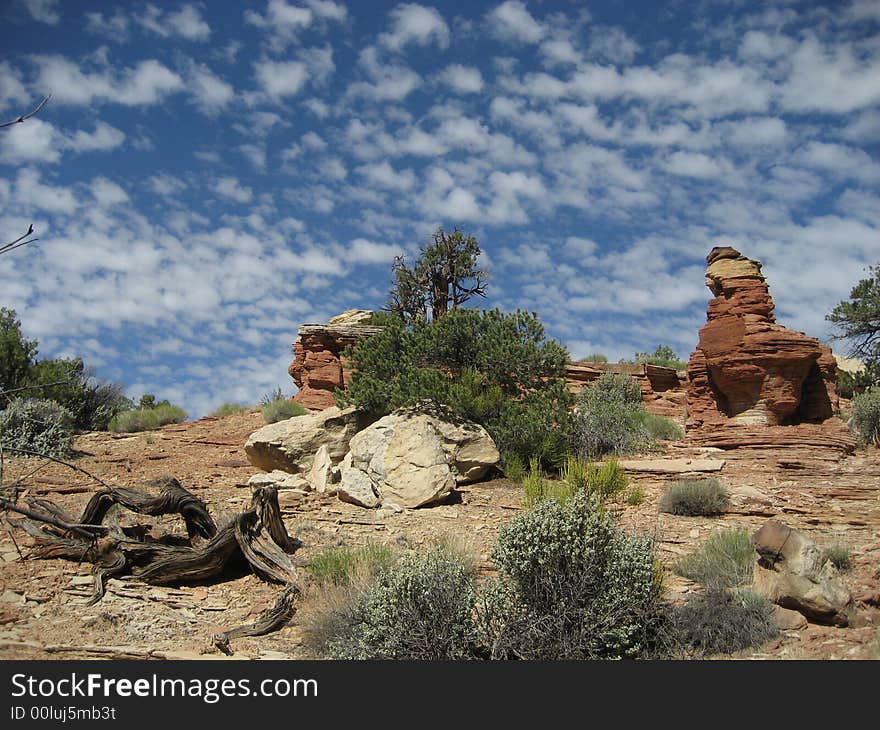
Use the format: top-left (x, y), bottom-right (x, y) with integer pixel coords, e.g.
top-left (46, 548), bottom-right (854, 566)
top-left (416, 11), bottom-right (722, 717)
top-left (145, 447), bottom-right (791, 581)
top-left (686, 247), bottom-right (850, 450)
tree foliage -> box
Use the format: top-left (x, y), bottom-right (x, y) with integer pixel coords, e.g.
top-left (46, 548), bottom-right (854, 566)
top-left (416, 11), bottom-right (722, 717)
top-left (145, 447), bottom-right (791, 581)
top-left (827, 265), bottom-right (880, 379)
top-left (339, 308), bottom-right (573, 466)
top-left (0, 307), bottom-right (38, 408)
top-left (633, 344), bottom-right (687, 370)
top-left (387, 227), bottom-right (487, 323)
top-left (0, 308), bottom-right (129, 430)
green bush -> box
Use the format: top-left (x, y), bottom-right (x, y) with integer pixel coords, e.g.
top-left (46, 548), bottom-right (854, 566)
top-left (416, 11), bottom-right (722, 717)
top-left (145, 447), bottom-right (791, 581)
top-left (501, 452), bottom-right (526, 482)
top-left (481, 490), bottom-right (663, 659)
top-left (110, 403), bottom-right (187, 433)
top-left (837, 369), bottom-right (874, 399)
top-left (0, 397), bottom-right (74, 457)
top-left (635, 411), bottom-right (684, 441)
top-left (579, 353), bottom-right (608, 363)
top-left (634, 345), bottom-right (687, 370)
top-left (572, 375), bottom-right (649, 459)
top-left (668, 588), bottom-right (778, 657)
top-left (324, 546), bottom-right (477, 660)
top-left (25, 358), bottom-right (131, 431)
top-left (821, 544), bottom-right (852, 571)
top-left (660, 478), bottom-right (729, 516)
top-left (0, 308), bottom-right (38, 409)
top-left (307, 543), bottom-right (395, 587)
top-left (675, 528), bottom-right (754, 588)
top-left (210, 403), bottom-right (251, 418)
top-left (851, 387), bottom-right (880, 446)
top-left (626, 485), bottom-right (646, 506)
top-left (260, 389), bottom-right (309, 424)
top-left (339, 308), bottom-right (573, 469)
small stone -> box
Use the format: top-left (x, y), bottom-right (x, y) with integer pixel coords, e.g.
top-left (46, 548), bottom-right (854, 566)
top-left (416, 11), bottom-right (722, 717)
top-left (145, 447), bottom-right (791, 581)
top-left (0, 589), bottom-right (24, 604)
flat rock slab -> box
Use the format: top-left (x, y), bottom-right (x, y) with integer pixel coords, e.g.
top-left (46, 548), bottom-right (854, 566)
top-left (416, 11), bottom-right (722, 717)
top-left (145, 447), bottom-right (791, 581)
top-left (616, 458), bottom-right (725, 473)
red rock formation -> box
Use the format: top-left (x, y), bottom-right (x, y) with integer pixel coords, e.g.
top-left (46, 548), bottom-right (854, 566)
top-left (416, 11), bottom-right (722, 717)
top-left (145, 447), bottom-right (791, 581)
top-left (686, 247), bottom-right (849, 450)
top-left (288, 311), bottom-right (381, 411)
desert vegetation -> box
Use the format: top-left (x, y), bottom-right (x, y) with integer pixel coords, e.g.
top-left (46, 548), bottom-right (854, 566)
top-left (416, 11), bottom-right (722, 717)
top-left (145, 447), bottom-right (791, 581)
top-left (659, 478), bottom-right (729, 516)
top-left (260, 388), bottom-right (309, 423)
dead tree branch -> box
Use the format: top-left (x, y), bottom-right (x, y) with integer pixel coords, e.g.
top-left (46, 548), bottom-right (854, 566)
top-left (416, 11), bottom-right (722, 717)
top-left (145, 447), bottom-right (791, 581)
top-left (0, 95), bottom-right (51, 129)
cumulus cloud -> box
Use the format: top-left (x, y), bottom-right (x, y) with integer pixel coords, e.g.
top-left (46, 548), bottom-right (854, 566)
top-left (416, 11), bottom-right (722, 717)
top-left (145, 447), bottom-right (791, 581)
top-left (438, 64), bottom-right (484, 93)
top-left (136, 4), bottom-right (211, 41)
top-left (20, 0), bottom-right (59, 25)
top-left (33, 56), bottom-right (184, 106)
top-left (214, 177), bottom-right (254, 203)
top-left (188, 63), bottom-right (235, 113)
top-left (379, 4), bottom-right (450, 52)
top-left (488, 1), bottom-right (545, 44)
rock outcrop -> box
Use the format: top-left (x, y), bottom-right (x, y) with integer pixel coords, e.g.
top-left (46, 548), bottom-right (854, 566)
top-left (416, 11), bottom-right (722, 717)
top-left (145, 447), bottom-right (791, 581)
top-left (288, 310), bottom-right (382, 410)
top-left (566, 362), bottom-right (686, 418)
top-left (686, 247), bottom-right (850, 450)
top-left (244, 406), bottom-right (366, 474)
top-left (752, 519), bottom-right (854, 626)
top-left (337, 409), bottom-right (500, 509)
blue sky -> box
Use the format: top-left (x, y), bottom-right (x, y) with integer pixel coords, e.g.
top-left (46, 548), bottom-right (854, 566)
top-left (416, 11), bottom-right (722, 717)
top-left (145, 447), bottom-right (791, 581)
top-left (1, 0), bottom-right (879, 418)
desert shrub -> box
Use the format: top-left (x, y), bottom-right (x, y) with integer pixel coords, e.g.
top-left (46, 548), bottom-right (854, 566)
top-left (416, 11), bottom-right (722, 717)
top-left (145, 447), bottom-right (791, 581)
top-left (307, 543), bottom-right (395, 587)
top-left (0, 308), bottom-right (38, 409)
top-left (210, 403), bottom-right (250, 418)
top-left (522, 457), bottom-right (573, 506)
top-left (340, 308), bottom-right (573, 469)
top-left (481, 490), bottom-right (663, 659)
top-left (837, 369), bottom-right (874, 399)
top-left (659, 478), bottom-right (729, 516)
top-left (323, 546), bottom-right (477, 660)
top-left (675, 528), bottom-right (754, 588)
top-left (635, 411), bottom-right (684, 441)
top-left (668, 588), bottom-right (778, 657)
top-left (260, 389), bottom-right (308, 424)
top-left (573, 375), bottom-right (649, 459)
top-left (0, 397), bottom-right (74, 457)
top-left (579, 352), bottom-right (608, 363)
top-left (110, 403), bottom-right (187, 433)
top-left (633, 345), bottom-right (687, 371)
top-left (26, 358), bottom-right (130, 431)
top-left (821, 544), bottom-right (852, 571)
top-left (851, 387), bottom-right (880, 446)
top-left (626, 485), bottom-right (646, 506)
top-left (501, 452), bottom-right (526, 482)
top-left (586, 458), bottom-right (629, 501)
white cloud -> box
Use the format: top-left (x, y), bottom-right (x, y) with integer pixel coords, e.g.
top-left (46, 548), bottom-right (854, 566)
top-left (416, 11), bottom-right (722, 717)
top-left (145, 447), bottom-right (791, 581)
top-left (347, 238), bottom-right (404, 264)
top-left (13, 168), bottom-right (78, 213)
top-left (349, 47), bottom-right (422, 101)
top-left (136, 3), bottom-right (211, 41)
top-left (20, 0), bottom-right (59, 25)
top-left (91, 177), bottom-right (128, 207)
top-left (438, 64), bottom-right (484, 93)
top-left (488, 1), bottom-right (545, 44)
top-left (357, 161), bottom-right (417, 191)
top-left (781, 36), bottom-right (880, 114)
top-left (34, 56), bottom-right (184, 107)
top-left (795, 141), bottom-right (880, 184)
top-left (0, 63), bottom-right (29, 112)
top-left (588, 26), bottom-right (640, 64)
top-left (0, 118), bottom-right (61, 163)
top-left (254, 60), bottom-right (309, 100)
top-left (722, 116), bottom-right (787, 149)
top-left (380, 4), bottom-right (450, 52)
top-left (214, 177), bottom-right (254, 204)
top-left (147, 174), bottom-right (186, 197)
top-left (67, 122), bottom-right (126, 153)
top-left (189, 63), bottom-right (235, 114)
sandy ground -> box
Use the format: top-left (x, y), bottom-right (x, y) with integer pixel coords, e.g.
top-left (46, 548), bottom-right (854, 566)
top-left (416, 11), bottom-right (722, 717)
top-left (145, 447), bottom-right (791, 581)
top-left (0, 410), bottom-right (878, 660)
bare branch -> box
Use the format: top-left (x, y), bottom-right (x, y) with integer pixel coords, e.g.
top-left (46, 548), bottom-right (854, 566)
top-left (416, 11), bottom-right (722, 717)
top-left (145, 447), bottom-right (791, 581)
top-left (0, 95), bottom-right (51, 129)
top-left (0, 224), bottom-right (39, 257)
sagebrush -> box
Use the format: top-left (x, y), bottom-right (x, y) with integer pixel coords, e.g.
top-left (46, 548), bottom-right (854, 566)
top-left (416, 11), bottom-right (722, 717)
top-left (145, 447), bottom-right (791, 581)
top-left (659, 478), bottom-right (728, 516)
top-left (675, 528), bottom-right (754, 588)
top-left (480, 490), bottom-right (663, 659)
top-left (0, 397), bottom-right (74, 457)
